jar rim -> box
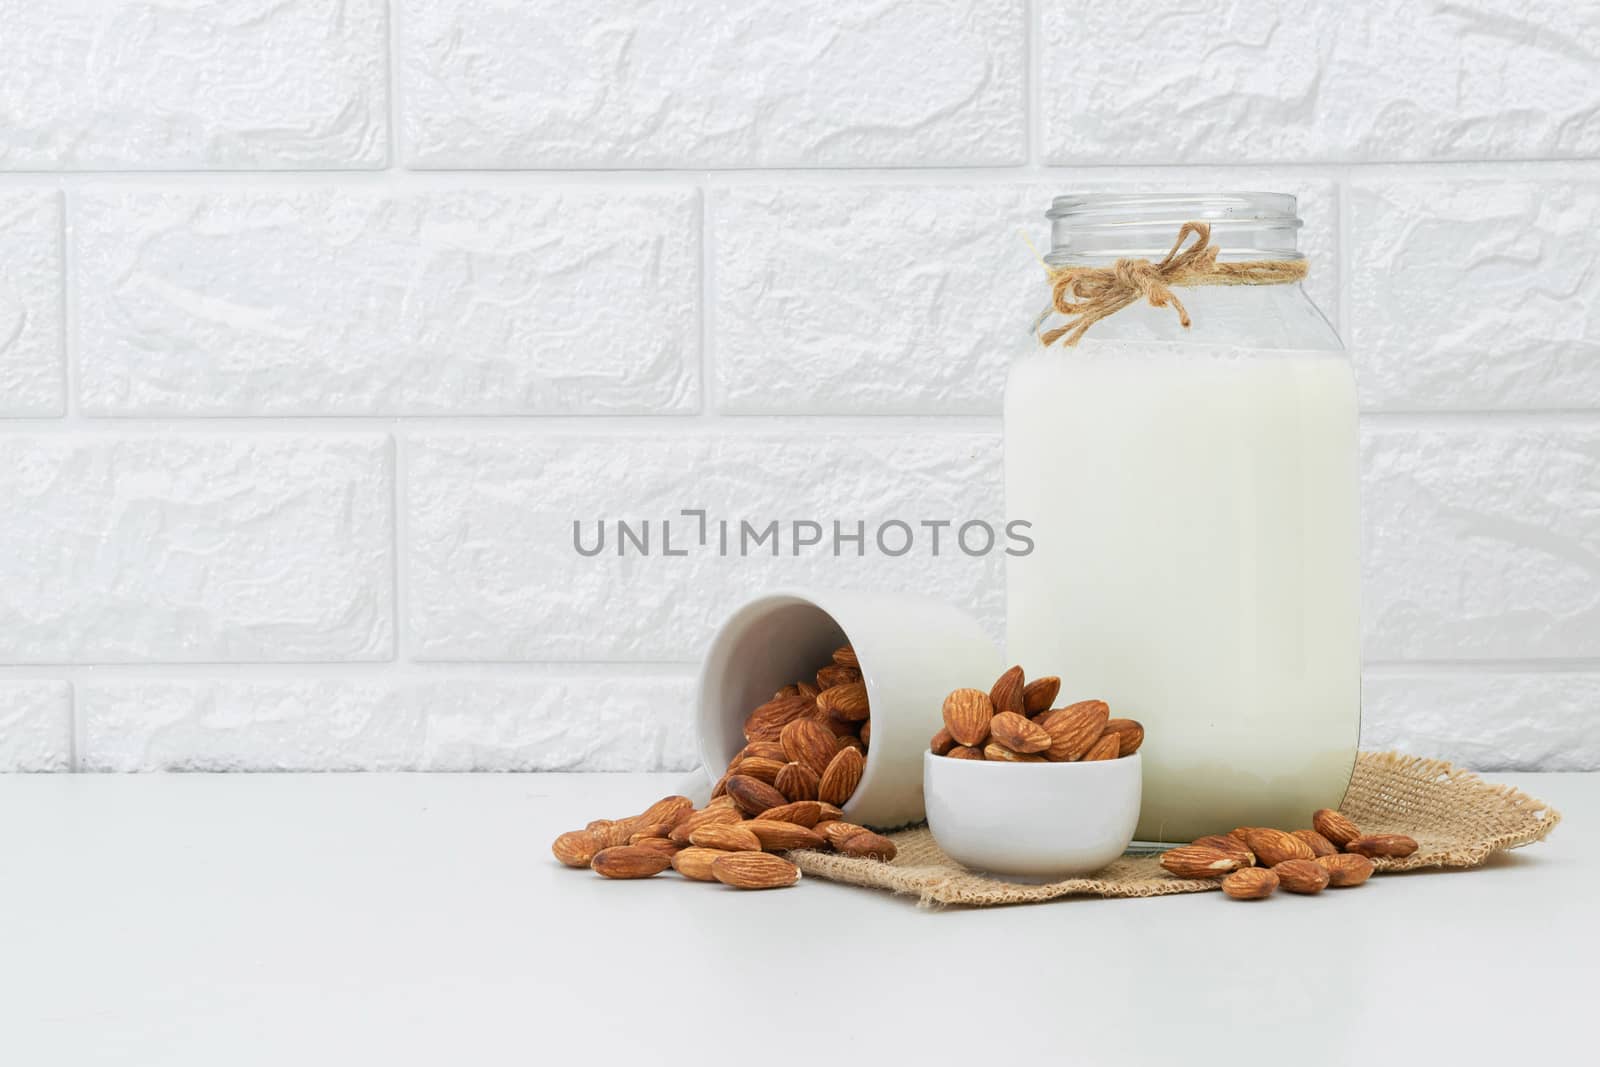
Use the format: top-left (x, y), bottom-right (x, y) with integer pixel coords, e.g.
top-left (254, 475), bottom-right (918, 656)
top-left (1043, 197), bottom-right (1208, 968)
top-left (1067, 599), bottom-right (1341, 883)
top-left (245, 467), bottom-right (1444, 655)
top-left (1046, 191), bottom-right (1301, 230)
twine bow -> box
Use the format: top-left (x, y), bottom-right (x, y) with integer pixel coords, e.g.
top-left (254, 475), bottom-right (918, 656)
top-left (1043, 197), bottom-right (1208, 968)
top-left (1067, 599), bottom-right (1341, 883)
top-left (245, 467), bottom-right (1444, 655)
top-left (1039, 221), bottom-right (1309, 347)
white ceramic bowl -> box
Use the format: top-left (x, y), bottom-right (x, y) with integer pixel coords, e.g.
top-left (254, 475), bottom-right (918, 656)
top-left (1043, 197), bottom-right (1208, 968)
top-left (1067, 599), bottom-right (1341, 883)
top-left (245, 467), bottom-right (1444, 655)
top-left (697, 588), bottom-right (1002, 830)
top-left (924, 751), bottom-right (1142, 881)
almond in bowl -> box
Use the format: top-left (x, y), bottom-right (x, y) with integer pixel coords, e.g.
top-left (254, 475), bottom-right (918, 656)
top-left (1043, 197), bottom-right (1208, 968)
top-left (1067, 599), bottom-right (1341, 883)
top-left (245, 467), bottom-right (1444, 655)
top-left (923, 667), bottom-right (1144, 881)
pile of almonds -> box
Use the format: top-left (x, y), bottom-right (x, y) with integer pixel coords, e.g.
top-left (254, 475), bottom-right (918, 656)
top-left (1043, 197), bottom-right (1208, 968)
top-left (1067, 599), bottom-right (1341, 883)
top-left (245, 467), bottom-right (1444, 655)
top-left (1160, 808), bottom-right (1420, 900)
top-left (550, 646), bottom-right (898, 890)
top-left (709, 644), bottom-right (873, 808)
top-left (930, 665), bottom-right (1143, 763)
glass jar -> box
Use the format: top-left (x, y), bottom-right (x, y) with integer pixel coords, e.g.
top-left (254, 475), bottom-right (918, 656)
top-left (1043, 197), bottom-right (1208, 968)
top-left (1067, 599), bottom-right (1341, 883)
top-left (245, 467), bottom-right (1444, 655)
top-left (1005, 193), bottom-right (1359, 843)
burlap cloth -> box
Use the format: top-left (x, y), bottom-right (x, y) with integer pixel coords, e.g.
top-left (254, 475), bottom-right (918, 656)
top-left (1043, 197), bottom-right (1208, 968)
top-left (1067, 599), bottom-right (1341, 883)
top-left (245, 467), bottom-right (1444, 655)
top-left (791, 751), bottom-right (1562, 907)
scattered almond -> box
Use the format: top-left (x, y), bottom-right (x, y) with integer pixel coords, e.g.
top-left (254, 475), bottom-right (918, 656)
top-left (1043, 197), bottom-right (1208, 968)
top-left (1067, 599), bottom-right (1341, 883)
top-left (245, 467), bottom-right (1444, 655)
top-left (1317, 853), bottom-right (1375, 887)
top-left (1292, 829), bottom-right (1339, 858)
top-left (1273, 858), bottom-right (1330, 894)
top-left (1244, 828), bottom-right (1316, 867)
top-left (669, 806), bottom-right (743, 845)
top-left (1312, 809), bottom-right (1362, 848)
top-left (689, 823), bottom-right (763, 852)
top-left (758, 800), bottom-right (824, 828)
top-left (1192, 835), bottom-right (1254, 865)
top-left (712, 851), bottom-right (802, 890)
top-left (591, 846), bottom-right (672, 880)
top-left (552, 829), bottom-right (603, 868)
top-left (744, 819), bottom-right (826, 852)
top-left (822, 822), bottom-right (868, 848)
top-left (1222, 867), bottom-right (1278, 900)
top-left (671, 847), bottom-right (725, 882)
top-left (1346, 834), bottom-right (1418, 859)
top-left (835, 830), bottom-right (897, 861)
top-left (1160, 845), bottom-right (1246, 878)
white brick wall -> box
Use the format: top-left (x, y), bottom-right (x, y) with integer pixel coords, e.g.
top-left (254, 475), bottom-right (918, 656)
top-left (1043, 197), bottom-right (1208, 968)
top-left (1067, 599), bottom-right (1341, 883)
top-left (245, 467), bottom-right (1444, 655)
top-left (0, 1), bottom-right (1595, 772)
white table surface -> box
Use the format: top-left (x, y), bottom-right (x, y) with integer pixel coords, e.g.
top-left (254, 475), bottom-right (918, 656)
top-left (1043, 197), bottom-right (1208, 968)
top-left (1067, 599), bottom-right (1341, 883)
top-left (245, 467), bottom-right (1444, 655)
top-left (1, 771), bottom-right (1593, 1066)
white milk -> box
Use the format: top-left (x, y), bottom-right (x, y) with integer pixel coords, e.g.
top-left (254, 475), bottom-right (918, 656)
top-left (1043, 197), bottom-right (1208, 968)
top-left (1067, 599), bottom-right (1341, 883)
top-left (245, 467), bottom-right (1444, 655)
top-left (1005, 343), bottom-right (1361, 843)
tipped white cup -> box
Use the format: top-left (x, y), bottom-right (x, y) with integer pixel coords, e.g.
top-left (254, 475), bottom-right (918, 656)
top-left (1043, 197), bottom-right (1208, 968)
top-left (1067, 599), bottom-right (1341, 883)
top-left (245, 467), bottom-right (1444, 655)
top-left (696, 588), bottom-right (1003, 830)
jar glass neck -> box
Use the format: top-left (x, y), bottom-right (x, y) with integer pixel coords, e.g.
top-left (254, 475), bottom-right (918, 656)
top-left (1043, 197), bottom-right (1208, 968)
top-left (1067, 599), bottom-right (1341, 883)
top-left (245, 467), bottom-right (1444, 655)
top-left (1046, 193), bottom-right (1303, 267)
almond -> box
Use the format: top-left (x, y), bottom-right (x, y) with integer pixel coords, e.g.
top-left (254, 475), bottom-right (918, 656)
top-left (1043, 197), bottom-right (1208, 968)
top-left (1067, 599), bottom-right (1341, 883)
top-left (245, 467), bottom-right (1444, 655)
top-left (552, 829), bottom-right (604, 868)
top-left (1081, 733), bottom-right (1121, 762)
top-left (758, 800), bottom-right (823, 828)
top-left (601, 821), bottom-right (642, 848)
top-left (816, 664), bottom-right (862, 690)
top-left (816, 802), bottom-right (845, 822)
top-left (1192, 835), bottom-right (1255, 866)
top-left (822, 821), bottom-right (868, 847)
top-left (706, 794), bottom-right (739, 812)
top-left (818, 746), bottom-right (865, 806)
top-left (817, 682), bottom-right (870, 722)
top-left (1317, 853), bottom-right (1375, 887)
top-left (689, 823), bottom-right (763, 852)
top-left (1272, 858), bottom-right (1330, 894)
top-left (1222, 867), bottom-right (1278, 900)
top-left (585, 818), bottom-right (613, 833)
top-left (1022, 675), bottom-right (1060, 715)
top-left (671, 847), bottom-right (725, 882)
top-left (945, 745), bottom-right (986, 760)
top-left (781, 718), bottom-right (838, 777)
top-left (860, 720), bottom-right (871, 749)
top-left (1292, 829), bottom-right (1339, 858)
top-left (591, 846), bottom-right (672, 879)
top-left (669, 806), bottom-right (743, 845)
top-left (725, 774), bottom-right (787, 817)
top-left (712, 851), bottom-right (802, 890)
top-left (774, 761), bottom-right (821, 803)
top-left (710, 774), bottom-right (729, 799)
top-left (773, 684), bottom-right (800, 699)
top-left (1039, 700), bottom-right (1109, 761)
top-left (989, 711), bottom-right (1051, 754)
top-left (743, 694), bottom-right (816, 741)
top-left (832, 645), bottom-right (859, 669)
top-left (929, 727), bottom-right (956, 756)
top-left (797, 681), bottom-right (819, 699)
top-left (629, 836), bottom-right (682, 858)
top-left (627, 825), bottom-right (674, 844)
top-left (989, 666), bottom-right (1027, 716)
top-left (1102, 718), bottom-right (1145, 756)
top-left (744, 741), bottom-right (789, 764)
top-left (835, 830), bottom-right (897, 861)
top-left (834, 734), bottom-right (865, 754)
top-left (744, 819), bottom-right (827, 852)
top-left (983, 742), bottom-right (1046, 763)
top-left (636, 795), bottom-right (695, 830)
top-left (1312, 809), bottom-right (1362, 848)
top-left (942, 688), bottom-right (994, 747)
top-left (732, 756), bottom-right (786, 785)
top-left (1244, 828), bottom-right (1315, 867)
top-left (1346, 834), bottom-right (1418, 859)
top-left (1160, 845), bottom-right (1246, 878)
top-left (811, 710), bottom-right (860, 738)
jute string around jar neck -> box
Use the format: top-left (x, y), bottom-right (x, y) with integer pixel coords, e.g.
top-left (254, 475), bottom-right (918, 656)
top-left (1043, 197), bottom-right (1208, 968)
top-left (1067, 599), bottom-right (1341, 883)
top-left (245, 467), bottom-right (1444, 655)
top-left (1039, 220), bottom-right (1309, 347)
